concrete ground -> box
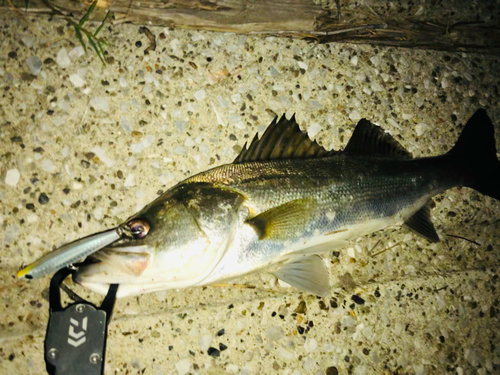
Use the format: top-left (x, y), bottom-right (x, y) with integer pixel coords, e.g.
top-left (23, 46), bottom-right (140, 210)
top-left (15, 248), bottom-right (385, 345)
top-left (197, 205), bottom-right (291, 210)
top-left (1, 11), bottom-right (500, 375)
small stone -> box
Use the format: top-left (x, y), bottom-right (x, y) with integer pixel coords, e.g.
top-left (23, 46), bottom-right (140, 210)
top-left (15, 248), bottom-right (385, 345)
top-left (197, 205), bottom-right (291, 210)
top-left (326, 366), bottom-right (339, 375)
top-left (349, 110), bottom-right (361, 121)
top-left (308, 122), bottom-right (322, 138)
top-left (90, 97), bottom-right (110, 112)
top-left (219, 343), bottom-right (228, 351)
top-left (25, 56), bottom-right (43, 75)
top-left (295, 301), bottom-right (307, 314)
top-left (194, 89), bottom-right (206, 101)
top-left (351, 295), bottom-right (365, 305)
top-left (175, 359), bottom-right (191, 375)
top-left (265, 326), bottom-right (284, 341)
top-left (151, 331), bottom-right (160, 338)
top-left (350, 56), bottom-right (358, 66)
top-left (207, 347), bottom-right (220, 357)
top-left (217, 329), bottom-right (225, 336)
top-left (8, 51), bottom-right (17, 59)
top-left (38, 193), bottom-right (49, 204)
top-left (198, 334), bottom-right (213, 351)
top-left (68, 45), bottom-right (85, 60)
top-left (415, 123), bottom-right (428, 136)
top-left (5, 169), bottom-right (20, 186)
top-left (124, 174), bottom-right (135, 187)
top-left (56, 48), bottom-right (71, 68)
top-left (304, 338), bottom-right (318, 353)
top-left (81, 160), bottom-right (90, 168)
top-left (69, 74), bottom-right (85, 88)
top-left (40, 159), bottom-right (56, 172)
top-left (91, 146), bottom-right (116, 167)
top-left (297, 61), bottom-right (308, 70)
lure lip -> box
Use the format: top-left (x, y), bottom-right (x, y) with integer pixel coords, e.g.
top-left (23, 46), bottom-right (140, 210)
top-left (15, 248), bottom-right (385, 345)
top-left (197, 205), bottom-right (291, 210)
top-left (17, 227), bottom-right (124, 280)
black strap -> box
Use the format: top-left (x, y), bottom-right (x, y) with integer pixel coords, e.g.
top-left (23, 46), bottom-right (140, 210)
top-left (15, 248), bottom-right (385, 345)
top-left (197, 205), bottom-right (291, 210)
top-left (44, 268), bottom-right (118, 375)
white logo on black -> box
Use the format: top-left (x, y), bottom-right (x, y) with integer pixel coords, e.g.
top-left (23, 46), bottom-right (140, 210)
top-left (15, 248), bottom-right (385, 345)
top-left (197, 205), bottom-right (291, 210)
top-left (67, 317), bottom-right (87, 347)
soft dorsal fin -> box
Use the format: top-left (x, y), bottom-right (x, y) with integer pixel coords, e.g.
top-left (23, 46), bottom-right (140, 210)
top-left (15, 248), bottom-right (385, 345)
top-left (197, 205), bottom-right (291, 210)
top-left (343, 119), bottom-right (412, 158)
top-left (234, 115), bottom-right (336, 163)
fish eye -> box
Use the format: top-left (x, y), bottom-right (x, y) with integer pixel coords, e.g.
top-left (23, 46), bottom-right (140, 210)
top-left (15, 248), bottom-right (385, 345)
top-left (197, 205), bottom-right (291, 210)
top-left (126, 219), bottom-right (150, 239)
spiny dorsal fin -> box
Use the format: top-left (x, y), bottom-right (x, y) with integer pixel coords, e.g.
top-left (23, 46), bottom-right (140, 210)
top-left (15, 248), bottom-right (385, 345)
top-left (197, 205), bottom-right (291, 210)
top-left (344, 119), bottom-right (412, 158)
top-left (403, 201), bottom-right (440, 242)
top-left (234, 114), bottom-right (336, 163)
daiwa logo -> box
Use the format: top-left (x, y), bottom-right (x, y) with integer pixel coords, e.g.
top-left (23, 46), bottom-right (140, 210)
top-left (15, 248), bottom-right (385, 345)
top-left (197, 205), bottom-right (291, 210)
top-left (67, 317), bottom-right (87, 347)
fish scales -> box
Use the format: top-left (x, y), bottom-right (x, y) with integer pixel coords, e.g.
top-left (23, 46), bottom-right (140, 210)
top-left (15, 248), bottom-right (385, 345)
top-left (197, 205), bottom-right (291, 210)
top-left (18, 109), bottom-right (500, 298)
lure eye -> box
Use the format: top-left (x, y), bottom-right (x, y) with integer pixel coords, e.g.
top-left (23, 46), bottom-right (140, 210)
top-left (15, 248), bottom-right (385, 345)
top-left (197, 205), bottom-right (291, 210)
top-left (127, 219), bottom-right (150, 239)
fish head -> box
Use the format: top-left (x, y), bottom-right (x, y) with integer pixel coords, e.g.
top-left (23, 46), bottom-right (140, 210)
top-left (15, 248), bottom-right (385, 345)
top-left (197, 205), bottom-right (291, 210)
top-left (74, 183), bottom-right (245, 297)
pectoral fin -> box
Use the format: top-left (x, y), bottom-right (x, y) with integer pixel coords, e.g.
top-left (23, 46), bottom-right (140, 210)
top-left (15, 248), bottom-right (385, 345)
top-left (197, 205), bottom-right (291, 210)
top-left (272, 255), bottom-right (329, 296)
top-left (247, 199), bottom-right (314, 240)
top-left (403, 202), bottom-right (440, 242)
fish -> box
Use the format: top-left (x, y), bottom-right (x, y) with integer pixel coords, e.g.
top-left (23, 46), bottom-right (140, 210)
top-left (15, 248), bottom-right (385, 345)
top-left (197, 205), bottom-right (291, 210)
top-left (19, 109), bottom-right (500, 298)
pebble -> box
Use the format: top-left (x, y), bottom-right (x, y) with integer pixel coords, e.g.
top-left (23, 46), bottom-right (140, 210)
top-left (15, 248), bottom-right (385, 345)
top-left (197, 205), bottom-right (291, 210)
top-left (175, 359), bottom-right (191, 375)
top-left (22, 35), bottom-right (35, 47)
top-left (27, 214), bottom-right (38, 223)
top-left (91, 146), bottom-right (116, 167)
top-left (25, 56), bottom-right (42, 75)
top-left (69, 45), bottom-right (85, 60)
top-left (124, 174), bottom-right (135, 187)
top-left (351, 295), bottom-right (365, 305)
top-left (226, 364), bottom-right (239, 373)
top-left (4, 225), bottom-right (19, 244)
top-left (341, 315), bottom-right (356, 327)
top-left (174, 146), bottom-right (186, 156)
top-left (198, 334), bottom-right (213, 351)
top-left (40, 159), bottom-right (56, 172)
top-left (278, 346), bottom-right (294, 359)
top-left (265, 326), bottom-right (284, 341)
top-left (90, 97), bottom-right (110, 112)
top-left (308, 122), bottom-right (322, 138)
top-left (370, 82), bottom-right (384, 92)
top-left (349, 110), bottom-right (362, 121)
top-left (350, 55), bottom-right (358, 66)
top-left (38, 193), bottom-right (49, 204)
top-left (194, 89), bottom-right (206, 101)
top-left (415, 123), bottom-right (428, 136)
top-left (304, 338), bottom-right (318, 353)
top-left (207, 347), bottom-right (220, 357)
top-left (56, 48), bottom-right (71, 68)
top-left (69, 74), bottom-right (85, 88)
top-left (5, 168), bottom-right (20, 186)
top-left (130, 135), bottom-right (155, 154)
top-left (297, 61), bottom-right (308, 70)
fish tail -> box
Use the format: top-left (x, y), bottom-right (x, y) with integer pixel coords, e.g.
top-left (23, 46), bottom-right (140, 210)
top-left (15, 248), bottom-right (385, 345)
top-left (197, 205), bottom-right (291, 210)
top-left (447, 108), bottom-right (500, 200)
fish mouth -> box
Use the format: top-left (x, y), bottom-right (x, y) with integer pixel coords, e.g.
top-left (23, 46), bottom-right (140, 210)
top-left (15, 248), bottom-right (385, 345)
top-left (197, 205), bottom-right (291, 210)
top-left (73, 244), bottom-right (154, 285)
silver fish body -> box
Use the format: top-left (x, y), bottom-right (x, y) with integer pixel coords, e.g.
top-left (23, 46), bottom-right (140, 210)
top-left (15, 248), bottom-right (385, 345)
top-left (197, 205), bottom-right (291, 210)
top-left (27, 109), bottom-right (500, 298)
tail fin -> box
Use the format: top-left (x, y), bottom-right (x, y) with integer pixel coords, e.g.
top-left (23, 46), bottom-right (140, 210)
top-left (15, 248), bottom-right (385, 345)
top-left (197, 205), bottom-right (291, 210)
top-left (447, 109), bottom-right (500, 200)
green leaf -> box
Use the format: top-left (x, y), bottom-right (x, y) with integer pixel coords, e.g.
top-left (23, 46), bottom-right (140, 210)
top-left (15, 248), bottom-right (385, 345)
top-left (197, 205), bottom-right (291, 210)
top-left (94, 10), bottom-right (110, 37)
top-left (74, 26), bottom-right (87, 53)
top-left (88, 35), bottom-right (106, 65)
top-left (79, 0), bottom-right (98, 27)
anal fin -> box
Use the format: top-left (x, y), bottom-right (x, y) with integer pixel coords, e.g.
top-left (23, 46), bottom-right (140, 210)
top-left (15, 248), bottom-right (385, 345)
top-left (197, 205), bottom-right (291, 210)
top-left (403, 201), bottom-right (440, 242)
top-left (272, 255), bottom-right (329, 296)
